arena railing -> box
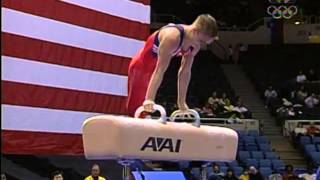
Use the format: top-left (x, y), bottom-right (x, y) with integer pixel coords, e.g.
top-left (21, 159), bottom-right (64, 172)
top-left (283, 119), bottom-right (320, 136)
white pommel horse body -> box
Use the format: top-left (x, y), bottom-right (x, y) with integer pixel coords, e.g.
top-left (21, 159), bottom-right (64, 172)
top-left (82, 104), bottom-right (238, 180)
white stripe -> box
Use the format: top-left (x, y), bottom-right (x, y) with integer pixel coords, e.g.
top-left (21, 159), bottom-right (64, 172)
top-left (60, 0), bottom-right (150, 24)
top-left (2, 56), bottom-right (128, 96)
top-left (2, 104), bottom-right (102, 134)
top-left (2, 8), bottom-right (143, 58)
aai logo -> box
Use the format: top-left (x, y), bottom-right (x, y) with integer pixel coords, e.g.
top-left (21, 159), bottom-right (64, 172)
top-left (140, 137), bottom-right (182, 153)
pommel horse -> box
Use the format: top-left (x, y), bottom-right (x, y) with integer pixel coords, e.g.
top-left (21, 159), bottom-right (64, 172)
top-left (82, 104), bottom-right (238, 180)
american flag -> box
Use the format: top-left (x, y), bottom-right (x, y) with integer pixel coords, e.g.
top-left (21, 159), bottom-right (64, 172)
top-left (2, 0), bottom-right (150, 155)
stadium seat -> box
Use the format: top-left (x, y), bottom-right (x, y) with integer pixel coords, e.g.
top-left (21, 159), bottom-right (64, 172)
top-left (259, 159), bottom-right (272, 168)
top-left (248, 130), bottom-right (259, 137)
top-left (227, 160), bottom-right (239, 168)
top-left (214, 162), bottom-right (226, 167)
top-left (245, 159), bottom-right (258, 168)
top-left (238, 151), bottom-right (251, 162)
top-left (265, 152), bottom-right (279, 160)
top-left (259, 143), bottom-right (272, 152)
top-left (299, 136), bottom-right (311, 146)
top-left (259, 167), bottom-right (272, 179)
top-left (245, 144), bottom-right (258, 151)
top-left (309, 152), bottom-right (320, 165)
top-left (313, 136), bottom-right (320, 144)
top-left (244, 136), bottom-right (255, 144)
top-left (304, 144), bottom-right (317, 157)
top-left (220, 166), bottom-right (229, 174)
top-left (272, 159), bottom-right (285, 170)
top-left (233, 166), bottom-right (243, 177)
top-left (237, 130), bottom-right (247, 139)
top-left (251, 151), bottom-right (264, 160)
top-left (256, 136), bottom-right (269, 144)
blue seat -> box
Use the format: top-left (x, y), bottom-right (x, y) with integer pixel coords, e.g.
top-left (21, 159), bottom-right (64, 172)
top-left (246, 145), bottom-right (258, 151)
top-left (259, 143), bottom-right (272, 152)
top-left (244, 136), bottom-right (255, 144)
top-left (214, 162), bottom-right (226, 167)
top-left (237, 130), bottom-right (247, 139)
top-left (313, 136), bottom-right (320, 144)
top-left (245, 159), bottom-right (258, 168)
top-left (220, 166), bottom-right (228, 174)
top-left (259, 159), bottom-right (272, 168)
top-left (251, 151), bottom-right (264, 160)
top-left (317, 144), bottom-right (320, 151)
top-left (310, 152), bottom-right (320, 165)
top-left (256, 136), bottom-right (269, 144)
top-left (233, 166), bottom-right (243, 177)
top-left (272, 159), bottom-right (285, 170)
top-left (238, 151), bottom-right (251, 162)
top-left (299, 136), bottom-right (311, 146)
top-left (304, 144), bottom-right (317, 156)
top-left (265, 152), bottom-right (279, 159)
top-left (227, 160), bottom-right (239, 168)
top-left (248, 130), bottom-right (259, 137)
top-left (259, 167), bottom-right (272, 179)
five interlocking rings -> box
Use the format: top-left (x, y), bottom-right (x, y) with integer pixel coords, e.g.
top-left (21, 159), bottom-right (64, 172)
top-left (267, 5), bottom-right (298, 19)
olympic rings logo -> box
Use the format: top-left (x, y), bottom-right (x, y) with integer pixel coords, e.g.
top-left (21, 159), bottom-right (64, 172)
top-left (267, 5), bottom-right (298, 19)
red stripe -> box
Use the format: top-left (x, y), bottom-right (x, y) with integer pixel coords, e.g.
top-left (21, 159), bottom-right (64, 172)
top-left (2, 33), bottom-right (130, 75)
top-left (132, 0), bottom-right (150, 5)
top-left (2, 130), bottom-right (83, 155)
top-left (2, 81), bottom-right (128, 114)
top-left (2, 0), bottom-right (149, 41)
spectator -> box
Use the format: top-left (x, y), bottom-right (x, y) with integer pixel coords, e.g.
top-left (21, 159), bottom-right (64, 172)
top-left (219, 93), bottom-right (231, 107)
top-left (264, 86), bottom-right (278, 107)
top-left (239, 169), bottom-right (249, 180)
top-left (297, 86), bottom-right (308, 103)
top-left (282, 165), bottom-right (298, 180)
top-left (248, 166), bottom-right (263, 180)
top-left (307, 69), bottom-right (319, 82)
top-left (305, 93), bottom-right (319, 108)
top-left (224, 168), bottom-right (239, 180)
top-left (269, 170), bottom-right (282, 180)
top-left (208, 91), bottom-right (220, 106)
top-left (307, 122), bottom-right (320, 137)
top-left (201, 102), bottom-right (215, 117)
top-left (233, 100), bottom-right (252, 119)
top-left (1, 174), bottom-right (6, 180)
top-left (296, 70), bottom-right (307, 83)
top-left (209, 164), bottom-right (225, 180)
top-left (51, 170), bottom-right (63, 180)
top-left (298, 166), bottom-right (316, 180)
top-left (85, 164), bottom-right (106, 180)
top-left (294, 122), bottom-right (307, 137)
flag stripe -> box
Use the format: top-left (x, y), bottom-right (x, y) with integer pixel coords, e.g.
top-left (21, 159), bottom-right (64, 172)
top-left (2, 130), bottom-right (83, 155)
top-left (60, 0), bottom-right (150, 24)
top-left (2, 56), bottom-right (128, 96)
top-left (2, 81), bottom-right (127, 114)
top-left (2, 33), bottom-right (129, 75)
top-left (2, 8), bottom-right (144, 58)
top-left (132, 0), bottom-right (150, 5)
top-left (3, 0), bottom-right (149, 41)
top-left (2, 104), bottom-right (100, 134)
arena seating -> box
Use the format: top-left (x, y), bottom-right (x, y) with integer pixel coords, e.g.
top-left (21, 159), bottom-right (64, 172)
top-left (242, 44), bottom-right (320, 122)
top-left (299, 135), bottom-right (320, 166)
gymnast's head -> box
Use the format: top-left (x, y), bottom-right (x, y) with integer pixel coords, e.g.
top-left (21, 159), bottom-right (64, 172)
top-left (190, 14), bottom-right (218, 45)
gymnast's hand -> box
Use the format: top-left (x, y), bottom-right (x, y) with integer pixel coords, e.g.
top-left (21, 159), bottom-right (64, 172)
top-left (177, 102), bottom-right (189, 111)
top-left (143, 100), bottom-right (155, 112)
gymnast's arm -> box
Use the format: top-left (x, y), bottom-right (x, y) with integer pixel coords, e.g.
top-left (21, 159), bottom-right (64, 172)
top-left (177, 46), bottom-right (200, 110)
top-left (144, 30), bottom-right (180, 111)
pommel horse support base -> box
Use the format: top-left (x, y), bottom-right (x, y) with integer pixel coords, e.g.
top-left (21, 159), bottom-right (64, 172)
top-left (82, 115), bottom-right (238, 162)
